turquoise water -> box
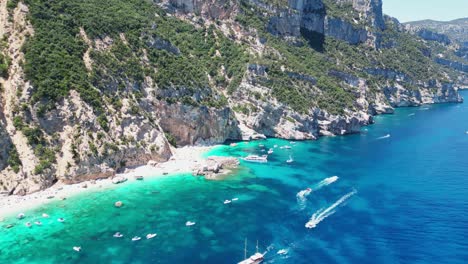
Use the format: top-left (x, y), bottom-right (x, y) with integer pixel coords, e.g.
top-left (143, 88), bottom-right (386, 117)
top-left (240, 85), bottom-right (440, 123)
top-left (1, 92), bottom-right (468, 263)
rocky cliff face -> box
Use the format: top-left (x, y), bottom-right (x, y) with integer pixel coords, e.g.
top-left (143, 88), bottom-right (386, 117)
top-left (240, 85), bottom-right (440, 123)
top-left (0, 0), bottom-right (465, 195)
top-left (266, 0), bottom-right (384, 46)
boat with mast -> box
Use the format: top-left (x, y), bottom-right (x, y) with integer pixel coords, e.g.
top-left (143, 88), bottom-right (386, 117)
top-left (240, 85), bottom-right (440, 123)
top-left (238, 239), bottom-right (265, 264)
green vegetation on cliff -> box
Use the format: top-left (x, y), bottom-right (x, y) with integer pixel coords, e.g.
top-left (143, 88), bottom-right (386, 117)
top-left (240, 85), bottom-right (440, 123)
top-left (23, 0), bottom-right (248, 111)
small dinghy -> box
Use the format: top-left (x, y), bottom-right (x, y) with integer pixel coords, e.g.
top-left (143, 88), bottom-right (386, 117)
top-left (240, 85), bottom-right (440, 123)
top-left (132, 236), bottom-right (141, 241)
top-left (224, 200), bottom-right (232, 204)
top-left (17, 213), bottom-right (25, 219)
top-left (73, 246), bottom-right (81, 252)
top-left (277, 249), bottom-right (288, 255)
top-left (113, 232), bottom-right (124, 238)
top-left (25, 222), bottom-right (32, 227)
top-left (185, 221), bottom-right (196, 226)
top-left (146, 233), bottom-right (157, 239)
top-left (34, 221), bottom-right (42, 226)
top-left (57, 218), bottom-right (65, 222)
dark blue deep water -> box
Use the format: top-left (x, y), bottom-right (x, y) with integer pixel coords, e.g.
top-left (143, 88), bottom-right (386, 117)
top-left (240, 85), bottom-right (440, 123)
top-left (1, 91), bottom-right (468, 263)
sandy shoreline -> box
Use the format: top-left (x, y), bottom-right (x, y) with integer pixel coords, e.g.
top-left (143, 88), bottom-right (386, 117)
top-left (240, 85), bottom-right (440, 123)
top-left (0, 145), bottom-right (216, 219)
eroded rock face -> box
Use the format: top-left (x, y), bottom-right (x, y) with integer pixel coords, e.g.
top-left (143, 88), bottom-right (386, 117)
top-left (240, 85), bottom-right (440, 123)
top-left (325, 17), bottom-right (368, 45)
top-left (267, 0), bottom-right (384, 46)
top-left (156, 102), bottom-right (242, 146)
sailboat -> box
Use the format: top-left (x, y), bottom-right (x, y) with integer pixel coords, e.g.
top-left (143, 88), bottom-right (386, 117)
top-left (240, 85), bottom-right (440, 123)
top-left (238, 239), bottom-right (265, 264)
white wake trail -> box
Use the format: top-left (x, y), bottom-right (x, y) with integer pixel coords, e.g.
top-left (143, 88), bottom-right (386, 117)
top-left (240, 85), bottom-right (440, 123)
top-left (305, 189), bottom-right (357, 229)
top-left (377, 134), bottom-right (390, 140)
top-left (296, 176), bottom-right (339, 209)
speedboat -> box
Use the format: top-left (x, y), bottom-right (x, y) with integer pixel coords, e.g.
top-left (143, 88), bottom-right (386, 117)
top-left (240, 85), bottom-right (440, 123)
top-left (286, 155), bottom-right (293, 163)
top-left (73, 246), bottom-right (81, 252)
top-left (267, 149), bottom-right (273, 154)
top-left (17, 213), bottom-right (25, 219)
top-left (305, 221), bottom-right (316, 229)
top-left (132, 236), bottom-right (141, 241)
top-left (146, 233), bottom-right (157, 239)
top-left (297, 188), bottom-right (312, 199)
top-left (242, 155), bottom-right (268, 163)
top-left (113, 232), bottom-right (124, 238)
top-left (277, 249), bottom-right (288, 255)
top-left (273, 145), bottom-right (278, 148)
top-left (185, 221), bottom-right (196, 226)
top-left (25, 222), bottom-right (32, 227)
top-left (224, 200), bottom-right (232, 204)
top-left (57, 218), bottom-right (65, 222)
top-left (42, 213), bottom-right (49, 218)
top-left (284, 146), bottom-right (292, 149)
top-left (34, 221), bottom-right (42, 226)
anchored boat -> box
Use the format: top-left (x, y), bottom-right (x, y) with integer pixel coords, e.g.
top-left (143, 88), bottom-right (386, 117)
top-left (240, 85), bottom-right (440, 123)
top-left (238, 239), bottom-right (265, 264)
top-left (242, 155), bottom-right (268, 163)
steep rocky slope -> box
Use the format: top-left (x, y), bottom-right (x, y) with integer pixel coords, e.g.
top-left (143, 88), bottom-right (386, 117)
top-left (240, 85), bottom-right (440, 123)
top-left (404, 18), bottom-right (468, 77)
top-left (405, 18), bottom-right (468, 44)
top-left (0, 0), bottom-right (465, 194)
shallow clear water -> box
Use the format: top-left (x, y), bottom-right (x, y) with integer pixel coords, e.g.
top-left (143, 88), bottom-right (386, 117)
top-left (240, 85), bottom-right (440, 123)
top-left (1, 92), bottom-right (468, 264)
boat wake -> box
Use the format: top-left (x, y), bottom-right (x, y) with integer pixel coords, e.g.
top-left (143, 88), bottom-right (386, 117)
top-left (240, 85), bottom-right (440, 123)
top-left (305, 189), bottom-right (357, 229)
top-left (296, 176), bottom-right (339, 209)
top-left (377, 134), bottom-right (390, 140)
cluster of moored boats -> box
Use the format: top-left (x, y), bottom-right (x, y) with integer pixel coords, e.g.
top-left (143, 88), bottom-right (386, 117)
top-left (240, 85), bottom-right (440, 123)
top-left (10, 213), bottom-right (66, 229)
top-left (241, 142), bottom-right (295, 164)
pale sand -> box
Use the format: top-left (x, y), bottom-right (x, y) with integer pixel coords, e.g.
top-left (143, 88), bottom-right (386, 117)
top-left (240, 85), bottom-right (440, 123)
top-left (0, 145), bottom-right (215, 219)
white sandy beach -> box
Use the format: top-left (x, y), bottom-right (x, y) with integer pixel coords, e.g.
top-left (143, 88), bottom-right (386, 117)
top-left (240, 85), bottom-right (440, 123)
top-left (0, 145), bottom-right (215, 219)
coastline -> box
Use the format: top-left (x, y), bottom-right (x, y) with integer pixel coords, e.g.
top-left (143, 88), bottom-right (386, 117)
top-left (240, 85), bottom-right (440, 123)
top-left (0, 145), bottom-right (216, 219)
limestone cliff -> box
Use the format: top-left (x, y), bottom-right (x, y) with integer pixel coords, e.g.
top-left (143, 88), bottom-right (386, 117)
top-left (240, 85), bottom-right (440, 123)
top-left (0, 0), bottom-right (466, 195)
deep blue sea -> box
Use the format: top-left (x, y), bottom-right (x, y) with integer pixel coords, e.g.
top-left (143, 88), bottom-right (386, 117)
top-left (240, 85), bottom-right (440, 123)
top-left (1, 91), bottom-right (468, 264)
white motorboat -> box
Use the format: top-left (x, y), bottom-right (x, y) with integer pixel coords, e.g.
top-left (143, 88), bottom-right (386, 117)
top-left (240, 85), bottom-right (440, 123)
top-left (267, 149), bottom-right (273, 154)
top-left (73, 246), bottom-right (81, 252)
top-left (232, 198), bottom-right (239, 201)
top-left (224, 200), bottom-right (232, 204)
top-left (286, 155), bottom-right (293, 163)
top-left (186, 221), bottom-right (196, 226)
top-left (242, 155), bottom-right (268, 163)
top-left (132, 236), bottom-right (141, 241)
top-left (113, 232), bottom-right (124, 238)
top-left (297, 188), bottom-right (312, 199)
top-left (146, 233), bottom-right (157, 239)
top-left (42, 213), bottom-right (49, 218)
top-left (277, 249), bottom-right (288, 255)
top-left (17, 213), bottom-right (25, 219)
